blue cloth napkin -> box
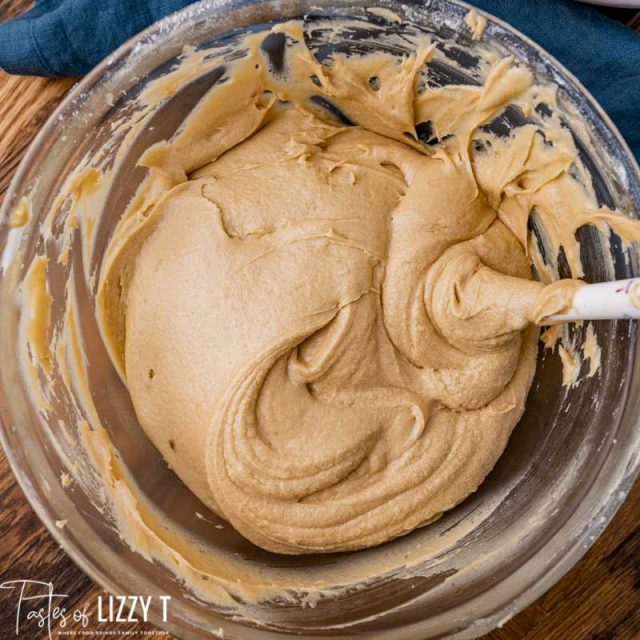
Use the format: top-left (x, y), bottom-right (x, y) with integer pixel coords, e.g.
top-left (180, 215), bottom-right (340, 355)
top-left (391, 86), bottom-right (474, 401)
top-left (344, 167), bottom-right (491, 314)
top-left (0, 0), bottom-right (638, 159)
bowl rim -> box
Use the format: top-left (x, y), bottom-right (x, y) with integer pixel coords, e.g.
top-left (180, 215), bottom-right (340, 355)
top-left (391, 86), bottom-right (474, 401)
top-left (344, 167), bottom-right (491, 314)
top-left (0, 0), bottom-right (639, 638)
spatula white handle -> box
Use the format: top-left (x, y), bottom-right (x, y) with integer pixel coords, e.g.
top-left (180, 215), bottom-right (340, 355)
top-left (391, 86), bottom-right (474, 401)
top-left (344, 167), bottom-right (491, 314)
top-left (547, 277), bottom-right (640, 322)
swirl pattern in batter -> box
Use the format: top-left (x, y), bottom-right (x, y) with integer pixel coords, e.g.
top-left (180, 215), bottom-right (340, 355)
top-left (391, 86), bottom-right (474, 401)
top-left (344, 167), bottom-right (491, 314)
top-left (95, 23), bottom-right (635, 553)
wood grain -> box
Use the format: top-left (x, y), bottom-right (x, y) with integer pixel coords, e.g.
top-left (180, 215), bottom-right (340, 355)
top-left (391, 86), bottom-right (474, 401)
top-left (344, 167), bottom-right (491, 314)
top-left (0, 2), bottom-right (639, 639)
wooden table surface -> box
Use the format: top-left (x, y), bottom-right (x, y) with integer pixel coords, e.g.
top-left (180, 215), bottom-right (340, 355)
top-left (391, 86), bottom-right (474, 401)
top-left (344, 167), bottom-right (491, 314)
top-left (0, 2), bottom-right (639, 639)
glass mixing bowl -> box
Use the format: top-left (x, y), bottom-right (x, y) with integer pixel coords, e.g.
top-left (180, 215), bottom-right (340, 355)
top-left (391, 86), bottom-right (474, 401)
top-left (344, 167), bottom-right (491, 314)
top-left (1, 1), bottom-right (639, 638)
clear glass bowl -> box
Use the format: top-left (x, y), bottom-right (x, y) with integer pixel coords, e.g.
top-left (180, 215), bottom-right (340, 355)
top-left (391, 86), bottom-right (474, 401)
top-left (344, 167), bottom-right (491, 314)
top-left (1, 1), bottom-right (639, 638)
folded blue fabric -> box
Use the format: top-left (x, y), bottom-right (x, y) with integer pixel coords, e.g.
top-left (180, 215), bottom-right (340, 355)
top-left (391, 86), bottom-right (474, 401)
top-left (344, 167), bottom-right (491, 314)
top-left (0, 0), bottom-right (638, 159)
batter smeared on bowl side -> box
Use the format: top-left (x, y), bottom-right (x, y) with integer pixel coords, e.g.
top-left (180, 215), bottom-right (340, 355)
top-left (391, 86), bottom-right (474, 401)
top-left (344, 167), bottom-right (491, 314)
top-left (83, 22), bottom-right (639, 554)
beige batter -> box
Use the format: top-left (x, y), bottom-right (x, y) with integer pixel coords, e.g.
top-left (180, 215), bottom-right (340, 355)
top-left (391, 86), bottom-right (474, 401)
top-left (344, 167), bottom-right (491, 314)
top-left (80, 21), bottom-right (640, 555)
top-left (8, 10), bottom-right (640, 626)
top-left (15, 17), bottom-right (640, 567)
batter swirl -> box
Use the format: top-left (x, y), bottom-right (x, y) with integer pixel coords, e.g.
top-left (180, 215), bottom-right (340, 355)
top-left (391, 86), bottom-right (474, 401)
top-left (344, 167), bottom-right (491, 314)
top-left (96, 23), bottom-right (633, 553)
